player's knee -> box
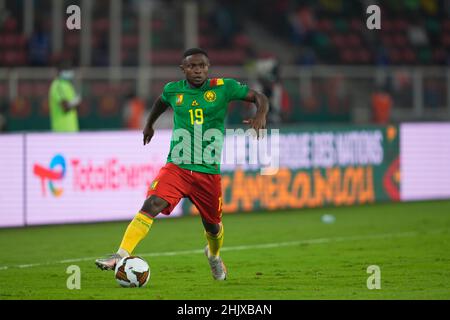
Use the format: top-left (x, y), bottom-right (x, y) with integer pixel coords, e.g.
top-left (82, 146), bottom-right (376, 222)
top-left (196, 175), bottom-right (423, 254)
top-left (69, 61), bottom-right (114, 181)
top-left (141, 195), bottom-right (168, 216)
top-left (204, 223), bottom-right (221, 235)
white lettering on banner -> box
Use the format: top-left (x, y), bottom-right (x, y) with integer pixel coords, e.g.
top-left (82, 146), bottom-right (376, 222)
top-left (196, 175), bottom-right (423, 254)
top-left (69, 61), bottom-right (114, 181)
top-left (312, 133), bottom-right (335, 168)
top-left (336, 131), bottom-right (383, 166)
top-left (71, 158), bottom-right (158, 192)
top-left (25, 131), bottom-right (183, 226)
top-left (274, 130), bottom-right (384, 171)
top-left (278, 134), bottom-right (311, 169)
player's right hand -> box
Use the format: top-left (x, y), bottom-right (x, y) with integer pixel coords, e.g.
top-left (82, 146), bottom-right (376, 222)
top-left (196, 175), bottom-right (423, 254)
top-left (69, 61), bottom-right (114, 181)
top-left (143, 126), bottom-right (154, 145)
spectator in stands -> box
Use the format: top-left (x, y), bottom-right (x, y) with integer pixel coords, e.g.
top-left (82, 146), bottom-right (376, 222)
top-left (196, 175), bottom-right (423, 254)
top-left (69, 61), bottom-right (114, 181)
top-left (288, 5), bottom-right (316, 46)
top-left (371, 86), bottom-right (393, 124)
top-left (253, 57), bottom-right (291, 124)
top-left (122, 91), bottom-right (146, 130)
top-left (296, 46), bottom-right (317, 65)
top-left (28, 20), bottom-right (51, 66)
top-left (211, 2), bottom-right (237, 48)
top-left (93, 34), bottom-right (109, 66)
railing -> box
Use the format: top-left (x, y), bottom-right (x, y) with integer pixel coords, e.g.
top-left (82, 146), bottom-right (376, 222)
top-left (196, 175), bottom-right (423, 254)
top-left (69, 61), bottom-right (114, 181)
top-left (0, 66), bottom-right (449, 132)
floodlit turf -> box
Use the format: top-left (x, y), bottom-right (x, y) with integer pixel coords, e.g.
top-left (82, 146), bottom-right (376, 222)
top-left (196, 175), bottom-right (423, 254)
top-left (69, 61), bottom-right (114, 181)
top-left (0, 200), bottom-right (450, 300)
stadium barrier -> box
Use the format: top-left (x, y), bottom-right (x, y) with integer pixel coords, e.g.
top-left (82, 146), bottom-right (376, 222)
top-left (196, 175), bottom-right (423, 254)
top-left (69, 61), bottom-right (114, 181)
top-left (0, 123), bottom-right (449, 228)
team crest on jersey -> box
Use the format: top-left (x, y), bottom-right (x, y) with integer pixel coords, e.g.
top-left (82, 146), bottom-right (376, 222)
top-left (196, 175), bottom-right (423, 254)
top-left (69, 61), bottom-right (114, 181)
top-left (204, 90), bottom-right (216, 102)
top-left (176, 94), bottom-right (184, 105)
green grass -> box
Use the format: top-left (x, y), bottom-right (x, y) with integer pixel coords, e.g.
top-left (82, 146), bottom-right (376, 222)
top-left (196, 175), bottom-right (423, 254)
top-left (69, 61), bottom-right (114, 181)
top-left (1, 200), bottom-right (450, 300)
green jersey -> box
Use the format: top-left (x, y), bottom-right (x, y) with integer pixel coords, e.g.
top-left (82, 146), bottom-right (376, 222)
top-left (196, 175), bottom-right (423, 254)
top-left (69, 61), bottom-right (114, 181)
top-left (49, 78), bottom-right (79, 132)
top-left (161, 78), bottom-right (249, 174)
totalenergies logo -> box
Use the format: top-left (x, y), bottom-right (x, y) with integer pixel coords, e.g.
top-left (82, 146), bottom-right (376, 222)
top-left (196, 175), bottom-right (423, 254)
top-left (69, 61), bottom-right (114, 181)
top-left (33, 154), bottom-right (66, 197)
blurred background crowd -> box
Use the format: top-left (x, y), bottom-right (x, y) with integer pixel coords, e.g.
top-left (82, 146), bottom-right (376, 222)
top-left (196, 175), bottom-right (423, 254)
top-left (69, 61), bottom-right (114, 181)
top-left (0, 0), bottom-right (449, 132)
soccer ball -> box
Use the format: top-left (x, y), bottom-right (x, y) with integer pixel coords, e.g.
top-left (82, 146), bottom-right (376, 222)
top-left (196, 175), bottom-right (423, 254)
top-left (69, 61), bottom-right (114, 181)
top-left (114, 256), bottom-right (150, 288)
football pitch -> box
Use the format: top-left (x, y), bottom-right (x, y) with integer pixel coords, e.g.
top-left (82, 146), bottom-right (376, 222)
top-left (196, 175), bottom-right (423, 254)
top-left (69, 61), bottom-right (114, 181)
top-left (0, 200), bottom-right (449, 300)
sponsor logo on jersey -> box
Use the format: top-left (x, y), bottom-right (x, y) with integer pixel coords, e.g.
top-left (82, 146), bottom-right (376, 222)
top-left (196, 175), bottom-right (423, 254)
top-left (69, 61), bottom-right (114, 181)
top-left (176, 94), bottom-right (184, 105)
top-left (191, 100), bottom-right (200, 106)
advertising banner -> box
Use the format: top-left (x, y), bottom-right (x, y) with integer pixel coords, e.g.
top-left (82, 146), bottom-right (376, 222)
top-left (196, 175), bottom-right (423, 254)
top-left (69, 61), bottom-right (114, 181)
top-left (0, 135), bottom-right (25, 227)
top-left (185, 125), bottom-right (400, 215)
top-left (401, 123), bottom-right (450, 201)
top-left (26, 131), bottom-right (183, 225)
top-left (5, 122), bottom-right (450, 228)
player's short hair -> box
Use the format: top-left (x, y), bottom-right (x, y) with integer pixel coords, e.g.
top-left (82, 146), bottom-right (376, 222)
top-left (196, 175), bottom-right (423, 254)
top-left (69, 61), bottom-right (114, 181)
top-left (183, 48), bottom-right (209, 59)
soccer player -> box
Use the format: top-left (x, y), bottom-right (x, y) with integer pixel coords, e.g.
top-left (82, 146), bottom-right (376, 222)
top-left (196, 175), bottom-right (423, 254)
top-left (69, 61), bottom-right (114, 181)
top-left (95, 48), bottom-right (269, 280)
top-left (49, 60), bottom-right (82, 132)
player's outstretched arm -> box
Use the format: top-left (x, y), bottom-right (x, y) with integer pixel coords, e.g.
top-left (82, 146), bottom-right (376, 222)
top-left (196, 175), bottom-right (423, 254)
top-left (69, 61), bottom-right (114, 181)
top-left (242, 89), bottom-right (269, 138)
top-left (143, 95), bottom-right (169, 145)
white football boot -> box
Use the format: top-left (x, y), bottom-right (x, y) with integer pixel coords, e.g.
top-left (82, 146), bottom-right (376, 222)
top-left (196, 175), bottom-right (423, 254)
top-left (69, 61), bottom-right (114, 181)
top-left (95, 253), bottom-right (123, 271)
top-left (204, 245), bottom-right (227, 280)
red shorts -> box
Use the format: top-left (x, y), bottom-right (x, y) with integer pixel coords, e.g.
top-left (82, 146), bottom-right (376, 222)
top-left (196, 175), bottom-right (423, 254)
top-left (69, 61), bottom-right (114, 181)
top-left (146, 163), bottom-right (222, 224)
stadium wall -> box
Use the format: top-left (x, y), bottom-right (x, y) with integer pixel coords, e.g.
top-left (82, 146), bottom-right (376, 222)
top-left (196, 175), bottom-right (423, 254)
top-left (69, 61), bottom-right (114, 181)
top-left (0, 123), bottom-right (449, 228)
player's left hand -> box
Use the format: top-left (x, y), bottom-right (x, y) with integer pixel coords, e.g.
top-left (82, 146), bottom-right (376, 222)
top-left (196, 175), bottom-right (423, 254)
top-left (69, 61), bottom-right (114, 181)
top-left (143, 126), bottom-right (154, 145)
top-left (243, 115), bottom-right (266, 138)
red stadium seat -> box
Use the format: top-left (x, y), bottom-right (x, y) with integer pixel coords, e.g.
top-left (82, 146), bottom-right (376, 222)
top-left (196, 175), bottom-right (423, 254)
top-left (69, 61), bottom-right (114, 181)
top-left (393, 33), bottom-right (408, 47)
top-left (432, 48), bottom-right (446, 63)
top-left (340, 49), bottom-right (355, 64)
top-left (199, 35), bottom-right (216, 48)
top-left (347, 34), bottom-right (361, 47)
top-left (402, 48), bottom-right (416, 64)
top-left (317, 19), bottom-right (332, 32)
top-left (150, 50), bottom-right (183, 65)
top-left (208, 50), bottom-right (246, 65)
top-left (122, 35), bottom-right (139, 48)
top-left (381, 20), bottom-right (393, 32)
top-left (2, 17), bottom-right (18, 32)
top-left (443, 19), bottom-right (450, 30)
top-left (65, 33), bottom-right (80, 48)
top-left (392, 20), bottom-right (408, 32)
top-left (331, 34), bottom-right (345, 48)
top-left (350, 18), bottom-right (363, 31)
top-left (381, 34), bottom-right (393, 46)
top-left (19, 83), bottom-right (34, 95)
top-left (93, 18), bottom-right (110, 32)
top-left (442, 34), bottom-right (450, 47)
top-left (389, 48), bottom-right (401, 64)
top-left (233, 34), bottom-right (250, 48)
top-left (358, 49), bottom-right (371, 64)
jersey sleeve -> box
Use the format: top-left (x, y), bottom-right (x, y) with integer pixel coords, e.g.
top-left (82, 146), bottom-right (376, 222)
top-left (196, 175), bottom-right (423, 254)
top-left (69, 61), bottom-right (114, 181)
top-left (225, 78), bottom-right (249, 102)
top-left (160, 83), bottom-right (171, 106)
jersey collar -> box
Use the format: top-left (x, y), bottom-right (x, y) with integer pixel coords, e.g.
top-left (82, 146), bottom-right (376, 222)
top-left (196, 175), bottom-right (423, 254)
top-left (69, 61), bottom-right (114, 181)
top-left (184, 79), bottom-right (209, 90)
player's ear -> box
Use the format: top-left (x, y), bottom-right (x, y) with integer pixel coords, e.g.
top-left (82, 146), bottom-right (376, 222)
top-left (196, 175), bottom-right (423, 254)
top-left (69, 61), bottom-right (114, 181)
top-left (179, 64), bottom-right (185, 74)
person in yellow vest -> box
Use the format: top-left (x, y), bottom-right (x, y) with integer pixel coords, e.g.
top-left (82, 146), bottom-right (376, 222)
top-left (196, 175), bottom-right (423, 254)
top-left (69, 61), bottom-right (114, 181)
top-left (48, 61), bottom-right (81, 132)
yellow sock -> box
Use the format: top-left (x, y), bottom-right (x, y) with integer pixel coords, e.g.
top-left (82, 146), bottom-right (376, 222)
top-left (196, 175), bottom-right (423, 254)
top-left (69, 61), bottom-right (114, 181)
top-left (119, 212), bottom-right (153, 255)
top-left (205, 224), bottom-right (224, 257)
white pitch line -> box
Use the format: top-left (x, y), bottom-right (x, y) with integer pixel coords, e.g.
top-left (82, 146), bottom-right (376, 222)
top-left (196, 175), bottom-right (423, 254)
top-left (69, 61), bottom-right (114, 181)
top-left (0, 230), bottom-right (440, 271)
